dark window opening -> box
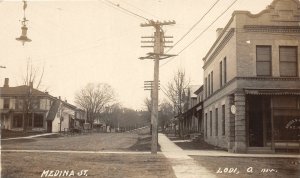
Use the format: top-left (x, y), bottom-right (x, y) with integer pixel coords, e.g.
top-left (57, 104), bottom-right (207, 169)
top-left (34, 113), bottom-right (44, 127)
top-left (224, 57), bottom-right (227, 83)
top-left (205, 113), bottom-right (208, 137)
top-left (220, 61), bottom-right (223, 87)
top-left (205, 78), bottom-right (207, 98)
top-left (222, 105), bottom-right (225, 136)
top-left (13, 114), bottom-right (23, 128)
top-left (208, 74), bottom-right (211, 96)
top-left (210, 111), bottom-right (212, 136)
top-left (215, 108), bottom-right (218, 136)
top-left (3, 98), bottom-right (9, 109)
top-left (211, 71), bottom-right (214, 94)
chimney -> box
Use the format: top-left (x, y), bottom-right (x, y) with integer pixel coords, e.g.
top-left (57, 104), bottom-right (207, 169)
top-left (59, 96), bottom-right (61, 100)
top-left (3, 78), bottom-right (9, 87)
top-left (216, 28), bottom-right (223, 38)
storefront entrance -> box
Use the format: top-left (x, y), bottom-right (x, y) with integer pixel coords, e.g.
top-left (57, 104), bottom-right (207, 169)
top-left (247, 94), bottom-right (300, 151)
top-left (248, 96), bottom-right (272, 147)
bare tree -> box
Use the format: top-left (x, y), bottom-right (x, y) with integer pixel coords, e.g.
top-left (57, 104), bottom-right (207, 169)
top-left (75, 83), bottom-right (116, 127)
top-left (158, 99), bottom-right (174, 133)
top-left (165, 69), bottom-right (189, 137)
top-left (22, 59), bottom-right (44, 89)
top-left (22, 59), bottom-right (45, 132)
top-left (143, 97), bottom-right (152, 118)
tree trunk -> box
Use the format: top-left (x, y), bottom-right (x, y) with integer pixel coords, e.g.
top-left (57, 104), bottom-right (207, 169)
top-left (178, 117), bottom-right (183, 138)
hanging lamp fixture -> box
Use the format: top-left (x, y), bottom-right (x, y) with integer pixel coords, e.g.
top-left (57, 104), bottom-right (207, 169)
top-left (16, 0), bottom-right (32, 45)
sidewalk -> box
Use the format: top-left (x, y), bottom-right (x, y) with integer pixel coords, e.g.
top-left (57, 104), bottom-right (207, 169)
top-left (184, 150), bottom-right (300, 158)
top-left (158, 133), bottom-right (216, 178)
top-left (1, 133), bottom-right (58, 141)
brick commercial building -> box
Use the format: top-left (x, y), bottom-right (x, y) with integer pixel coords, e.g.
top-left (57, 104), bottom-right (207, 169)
top-left (203, 0), bottom-right (300, 153)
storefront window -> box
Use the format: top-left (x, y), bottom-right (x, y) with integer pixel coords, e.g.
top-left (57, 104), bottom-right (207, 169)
top-left (273, 96), bottom-right (300, 145)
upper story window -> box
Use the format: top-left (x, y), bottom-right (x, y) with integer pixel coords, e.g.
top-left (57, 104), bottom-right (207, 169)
top-left (220, 61), bottom-right (223, 87)
top-left (211, 71), bottom-right (214, 94)
top-left (3, 98), bottom-right (9, 109)
top-left (279, 46), bottom-right (298, 77)
top-left (223, 57), bottom-right (227, 83)
top-left (15, 99), bottom-right (24, 110)
top-left (220, 57), bottom-right (227, 88)
top-left (208, 74), bottom-right (211, 96)
top-left (256, 46), bottom-right (272, 76)
top-left (32, 98), bottom-right (40, 110)
top-left (205, 77), bottom-right (207, 98)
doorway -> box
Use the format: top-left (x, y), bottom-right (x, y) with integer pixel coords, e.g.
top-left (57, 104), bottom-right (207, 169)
top-left (47, 121), bottom-right (52, 133)
top-left (248, 96), bottom-right (271, 147)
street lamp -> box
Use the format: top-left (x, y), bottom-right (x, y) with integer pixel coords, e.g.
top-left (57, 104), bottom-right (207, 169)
top-left (16, 0), bottom-right (31, 46)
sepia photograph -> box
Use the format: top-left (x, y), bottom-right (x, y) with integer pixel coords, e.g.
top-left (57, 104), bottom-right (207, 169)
top-left (0, 0), bottom-right (300, 177)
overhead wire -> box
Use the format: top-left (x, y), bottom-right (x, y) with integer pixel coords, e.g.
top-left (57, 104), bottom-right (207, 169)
top-left (160, 0), bottom-right (239, 68)
top-left (101, 0), bottom-right (150, 21)
top-left (166, 0), bottom-right (222, 53)
top-left (118, 0), bottom-right (159, 20)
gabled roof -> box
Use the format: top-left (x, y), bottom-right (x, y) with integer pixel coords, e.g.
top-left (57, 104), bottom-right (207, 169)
top-left (0, 85), bottom-right (48, 97)
top-left (46, 100), bottom-right (61, 121)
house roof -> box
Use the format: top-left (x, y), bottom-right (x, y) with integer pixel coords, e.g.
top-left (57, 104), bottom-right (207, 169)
top-left (46, 100), bottom-right (61, 121)
top-left (0, 85), bottom-right (48, 97)
top-left (188, 85), bottom-right (201, 98)
top-left (194, 85), bottom-right (203, 95)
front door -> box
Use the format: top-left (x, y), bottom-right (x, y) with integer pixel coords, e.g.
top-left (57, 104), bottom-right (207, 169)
top-left (248, 96), bottom-right (271, 147)
top-left (47, 121), bottom-right (52, 133)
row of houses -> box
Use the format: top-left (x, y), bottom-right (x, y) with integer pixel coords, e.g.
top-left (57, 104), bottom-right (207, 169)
top-left (178, 0), bottom-right (300, 153)
top-left (0, 78), bottom-right (86, 133)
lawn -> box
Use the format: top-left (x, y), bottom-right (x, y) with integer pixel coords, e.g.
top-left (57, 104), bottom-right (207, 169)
top-left (1, 152), bottom-right (176, 178)
top-left (1, 130), bottom-right (175, 178)
top-left (2, 133), bottom-right (140, 151)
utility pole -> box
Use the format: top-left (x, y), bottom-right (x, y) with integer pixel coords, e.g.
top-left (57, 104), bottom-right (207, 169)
top-left (144, 80), bottom-right (160, 134)
top-left (140, 20), bottom-right (176, 154)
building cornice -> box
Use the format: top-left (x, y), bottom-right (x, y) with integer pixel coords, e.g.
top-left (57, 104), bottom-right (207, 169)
top-left (203, 28), bottom-right (235, 69)
top-left (203, 76), bottom-right (300, 102)
top-left (244, 25), bottom-right (300, 33)
top-left (236, 76), bottom-right (300, 81)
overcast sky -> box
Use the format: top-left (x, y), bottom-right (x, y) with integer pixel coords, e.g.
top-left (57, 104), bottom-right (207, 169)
top-left (0, 0), bottom-right (273, 109)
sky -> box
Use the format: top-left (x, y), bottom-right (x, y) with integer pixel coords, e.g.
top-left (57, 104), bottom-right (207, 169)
top-left (0, 0), bottom-right (273, 109)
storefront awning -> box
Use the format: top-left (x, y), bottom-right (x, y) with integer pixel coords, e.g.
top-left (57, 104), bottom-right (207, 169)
top-left (245, 89), bottom-right (300, 96)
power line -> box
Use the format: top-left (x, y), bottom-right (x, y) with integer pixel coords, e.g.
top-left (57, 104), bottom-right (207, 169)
top-left (167, 0), bottom-right (222, 53)
top-left (119, 0), bottom-right (159, 20)
top-left (101, 0), bottom-right (149, 21)
top-left (160, 0), bottom-right (239, 68)
top-left (177, 0), bottom-right (238, 55)
top-left (100, 0), bottom-right (141, 20)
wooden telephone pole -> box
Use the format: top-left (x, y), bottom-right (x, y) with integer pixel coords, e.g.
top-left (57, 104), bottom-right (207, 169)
top-left (144, 80), bottom-right (160, 134)
top-left (140, 20), bottom-right (176, 154)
